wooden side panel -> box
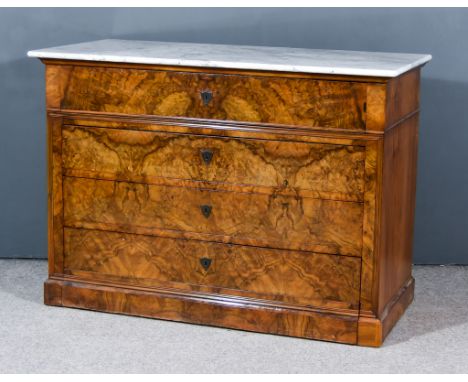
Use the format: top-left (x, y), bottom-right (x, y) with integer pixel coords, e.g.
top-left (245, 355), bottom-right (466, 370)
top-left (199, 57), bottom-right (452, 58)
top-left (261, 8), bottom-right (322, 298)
top-left (47, 116), bottom-right (64, 275)
top-left (63, 177), bottom-right (364, 256)
top-left (63, 228), bottom-right (362, 310)
top-left (358, 70), bottom-right (421, 345)
top-left (62, 125), bottom-right (366, 202)
top-left (385, 69), bottom-right (420, 128)
top-left (46, 278), bottom-right (359, 344)
top-left (377, 114), bottom-right (419, 315)
top-left (48, 65), bottom-right (368, 130)
top-left (365, 69), bottom-right (420, 132)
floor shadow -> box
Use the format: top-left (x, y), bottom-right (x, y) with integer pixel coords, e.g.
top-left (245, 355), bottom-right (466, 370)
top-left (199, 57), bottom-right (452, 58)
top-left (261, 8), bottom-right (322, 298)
top-left (383, 265), bottom-right (468, 347)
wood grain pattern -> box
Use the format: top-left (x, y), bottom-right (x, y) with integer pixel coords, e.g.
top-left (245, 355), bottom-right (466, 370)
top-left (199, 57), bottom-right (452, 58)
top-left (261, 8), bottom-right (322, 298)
top-left (62, 125), bottom-right (366, 201)
top-left (385, 70), bottom-right (420, 128)
top-left (377, 114), bottom-right (419, 315)
top-left (63, 177), bottom-right (364, 256)
top-left (366, 84), bottom-right (387, 132)
top-left (45, 277), bottom-right (359, 344)
top-left (47, 116), bottom-right (64, 275)
top-left (63, 228), bottom-right (361, 310)
top-left (45, 65), bottom-right (72, 108)
top-left (365, 69), bottom-right (420, 132)
top-left (48, 64), bottom-right (368, 130)
top-left (359, 140), bottom-right (381, 314)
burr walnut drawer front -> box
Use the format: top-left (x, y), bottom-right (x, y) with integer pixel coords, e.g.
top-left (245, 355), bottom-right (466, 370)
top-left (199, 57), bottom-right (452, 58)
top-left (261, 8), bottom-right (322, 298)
top-left (62, 125), bottom-right (366, 202)
top-left (63, 177), bottom-right (363, 256)
top-left (52, 65), bottom-right (368, 130)
top-left (63, 228), bottom-right (362, 310)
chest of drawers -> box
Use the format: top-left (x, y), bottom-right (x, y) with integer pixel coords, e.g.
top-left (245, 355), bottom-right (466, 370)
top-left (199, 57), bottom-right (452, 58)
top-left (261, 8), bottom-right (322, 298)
top-left (29, 40), bottom-right (431, 346)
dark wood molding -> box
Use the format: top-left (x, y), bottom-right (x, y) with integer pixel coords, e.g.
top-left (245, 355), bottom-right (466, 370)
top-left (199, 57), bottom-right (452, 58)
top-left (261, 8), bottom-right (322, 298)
top-left (45, 276), bottom-right (359, 345)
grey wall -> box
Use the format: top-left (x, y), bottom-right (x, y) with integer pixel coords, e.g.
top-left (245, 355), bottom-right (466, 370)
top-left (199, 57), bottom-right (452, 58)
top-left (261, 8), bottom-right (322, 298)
top-left (1, 8), bottom-right (467, 264)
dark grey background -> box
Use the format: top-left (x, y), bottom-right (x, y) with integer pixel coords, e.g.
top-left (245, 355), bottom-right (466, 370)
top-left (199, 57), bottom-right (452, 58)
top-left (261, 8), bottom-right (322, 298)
top-left (1, 8), bottom-right (467, 264)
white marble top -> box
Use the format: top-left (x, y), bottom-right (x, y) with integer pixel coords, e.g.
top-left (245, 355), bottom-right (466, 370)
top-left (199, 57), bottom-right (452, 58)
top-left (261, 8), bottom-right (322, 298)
top-left (28, 39), bottom-right (431, 78)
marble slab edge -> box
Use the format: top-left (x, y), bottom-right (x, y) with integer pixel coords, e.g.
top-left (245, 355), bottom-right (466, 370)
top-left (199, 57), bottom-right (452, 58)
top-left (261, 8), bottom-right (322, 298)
top-left (27, 40), bottom-right (432, 78)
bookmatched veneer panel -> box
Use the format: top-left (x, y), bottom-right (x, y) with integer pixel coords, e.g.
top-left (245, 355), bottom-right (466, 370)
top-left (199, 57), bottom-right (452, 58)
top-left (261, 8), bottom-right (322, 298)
top-left (63, 177), bottom-right (364, 256)
top-left (47, 64), bottom-right (368, 130)
top-left (63, 228), bottom-right (362, 311)
top-left (62, 125), bottom-right (366, 202)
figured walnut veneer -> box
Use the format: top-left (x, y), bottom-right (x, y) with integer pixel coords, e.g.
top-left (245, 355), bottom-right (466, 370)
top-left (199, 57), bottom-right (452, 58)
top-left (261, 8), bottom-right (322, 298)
top-left (63, 228), bottom-right (361, 311)
top-left (40, 59), bottom-right (425, 347)
top-left (48, 65), bottom-right (368, 130)
top-left (63, 177), bottom-right (363, 256)
top-left (62, 125), bottom-right (366, 202)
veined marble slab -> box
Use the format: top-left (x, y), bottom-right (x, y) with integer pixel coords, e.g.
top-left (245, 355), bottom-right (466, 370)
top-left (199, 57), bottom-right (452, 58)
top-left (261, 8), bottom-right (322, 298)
top-left (28, 39), bottom-right (432, 78)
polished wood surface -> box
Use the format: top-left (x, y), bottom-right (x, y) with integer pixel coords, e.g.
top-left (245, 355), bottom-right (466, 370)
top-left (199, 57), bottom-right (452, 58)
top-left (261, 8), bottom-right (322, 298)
top-left (45, 277), bottom-right (359, 344)
top-left (63, 228), bottom-right (361, 310)
top-left (48, 116), bottom-right (64, 275)
top-left (385, 70), bottom-right (420, 129)
top-left (62, 125), bottom-right (366, 201)
top-left (357, 70), bottom-right (421, 346)
top-left (63, 177), bottom-right (364, 256)
top-left (47, 64), bottom-right (368, 130)
top-left (359, 141), bottom-right (380, 313)
top-left (38, 57), bottom-right (427, 346)
top-left (377, 114), bottom-right (419, 315)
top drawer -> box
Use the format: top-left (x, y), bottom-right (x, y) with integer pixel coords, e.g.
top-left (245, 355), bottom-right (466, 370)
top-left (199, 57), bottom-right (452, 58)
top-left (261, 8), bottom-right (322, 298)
top-left (48, 65), bottom-right (368, 130)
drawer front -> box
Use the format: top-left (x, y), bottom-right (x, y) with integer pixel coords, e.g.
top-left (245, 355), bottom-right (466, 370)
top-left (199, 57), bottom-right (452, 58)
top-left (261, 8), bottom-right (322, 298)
top-left (62, 125), bottom-right (366, 201)
top-left (63, 177), bottom-right (363, 256)
top-left (64, 228), bottom-right (361, 310)
top-left (57, 66), bottom-right (367, 130)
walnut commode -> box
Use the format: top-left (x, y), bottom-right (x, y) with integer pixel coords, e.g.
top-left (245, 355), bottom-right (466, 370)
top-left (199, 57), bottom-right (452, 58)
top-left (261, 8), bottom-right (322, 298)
top-left (28, 40), bottom-right (431, 346)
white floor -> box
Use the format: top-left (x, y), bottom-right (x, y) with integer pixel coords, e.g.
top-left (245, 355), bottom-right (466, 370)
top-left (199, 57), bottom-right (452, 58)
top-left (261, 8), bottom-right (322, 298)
top-left (0, 260), bottom-right (467, 373)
